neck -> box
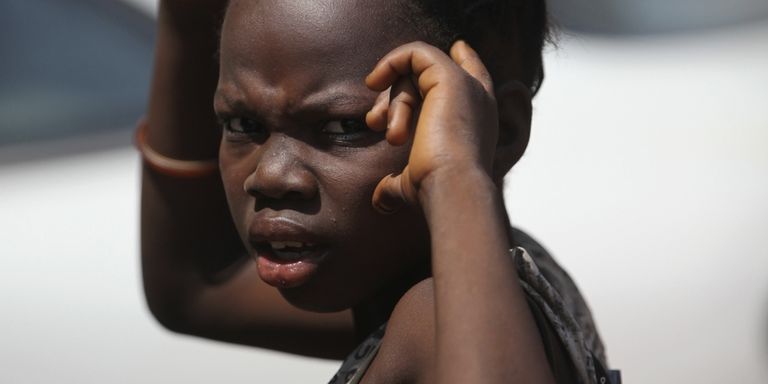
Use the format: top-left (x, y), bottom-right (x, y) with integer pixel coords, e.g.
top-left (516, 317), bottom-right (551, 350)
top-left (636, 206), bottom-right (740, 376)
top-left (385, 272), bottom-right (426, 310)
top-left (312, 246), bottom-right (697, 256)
top-left (502, 209), bottom-right (517, 247)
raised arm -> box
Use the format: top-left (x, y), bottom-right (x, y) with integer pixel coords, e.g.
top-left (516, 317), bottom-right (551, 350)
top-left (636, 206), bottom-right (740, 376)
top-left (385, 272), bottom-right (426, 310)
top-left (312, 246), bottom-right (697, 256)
top-left (365, 41), bottom-right (557, 383)
top-left (140, 0), bottom-right (354, 358)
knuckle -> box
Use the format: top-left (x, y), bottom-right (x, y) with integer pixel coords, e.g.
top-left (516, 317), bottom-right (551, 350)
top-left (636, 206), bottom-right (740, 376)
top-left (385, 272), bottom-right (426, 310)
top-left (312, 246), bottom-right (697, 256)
top-left (408, 41), bottom-right (444, 57)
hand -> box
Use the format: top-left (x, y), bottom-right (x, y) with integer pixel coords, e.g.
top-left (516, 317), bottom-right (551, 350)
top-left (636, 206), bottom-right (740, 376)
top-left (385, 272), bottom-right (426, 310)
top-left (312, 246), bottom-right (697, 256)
top-left (365, 41), bottom-right (499, 213)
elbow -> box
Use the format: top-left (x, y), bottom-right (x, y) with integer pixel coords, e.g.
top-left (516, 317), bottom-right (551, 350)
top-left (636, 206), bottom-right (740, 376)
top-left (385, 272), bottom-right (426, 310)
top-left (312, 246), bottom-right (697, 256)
top-left (142, 280), bottom-right (197, 336)
top-left (146, 300), bottom-right (191, 335)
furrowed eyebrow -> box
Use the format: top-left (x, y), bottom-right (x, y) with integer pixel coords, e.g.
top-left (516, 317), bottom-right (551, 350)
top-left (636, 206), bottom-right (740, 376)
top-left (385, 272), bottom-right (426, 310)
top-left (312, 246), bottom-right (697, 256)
top-left (214, 84), bottom-right (374, 117)
top-left (214, 93), bottom-right (251, 118)
top-left (298, 92), bottom-right (372, 114)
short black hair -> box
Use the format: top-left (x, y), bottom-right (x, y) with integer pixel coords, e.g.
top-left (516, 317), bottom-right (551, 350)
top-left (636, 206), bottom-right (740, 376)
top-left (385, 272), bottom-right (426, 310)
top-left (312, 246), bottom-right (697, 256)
top-left (400, 0), bottom-right (551, 95)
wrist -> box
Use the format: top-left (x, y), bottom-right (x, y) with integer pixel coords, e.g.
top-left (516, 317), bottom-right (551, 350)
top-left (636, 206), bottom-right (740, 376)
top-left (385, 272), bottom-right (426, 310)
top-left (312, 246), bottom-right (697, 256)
top-left (136, 118), bottom-right (219, 178)
top-left (418, 165), bottom-right (499, 218)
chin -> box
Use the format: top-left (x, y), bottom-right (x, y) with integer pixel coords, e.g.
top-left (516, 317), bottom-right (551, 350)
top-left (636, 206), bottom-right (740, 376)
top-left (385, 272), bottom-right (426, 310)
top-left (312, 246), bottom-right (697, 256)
top-left (276, 277), bottom-right (370, 313)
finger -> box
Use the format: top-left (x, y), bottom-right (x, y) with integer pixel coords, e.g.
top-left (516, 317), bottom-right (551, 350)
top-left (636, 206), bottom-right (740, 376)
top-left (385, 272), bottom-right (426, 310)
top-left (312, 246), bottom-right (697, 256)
top-left (366, 42), bottom-right (453, 95)
top-left (449, 40), bottom-right (494, 94)
top-left (371, 168), bottom-right (417, 214)
top-left (366, 89), bottom-right (390, 132)
top-left (386, 77), bottom-right (420, 146)
top-left (372, 173), bottom-right (404, 214)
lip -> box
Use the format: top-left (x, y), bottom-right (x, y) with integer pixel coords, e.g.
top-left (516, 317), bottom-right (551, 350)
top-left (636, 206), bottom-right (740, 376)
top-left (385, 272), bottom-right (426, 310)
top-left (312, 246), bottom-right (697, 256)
top-left (248, 214), bottom-right (329, 288)
top-left (248, 215), bottom-right (323, 243)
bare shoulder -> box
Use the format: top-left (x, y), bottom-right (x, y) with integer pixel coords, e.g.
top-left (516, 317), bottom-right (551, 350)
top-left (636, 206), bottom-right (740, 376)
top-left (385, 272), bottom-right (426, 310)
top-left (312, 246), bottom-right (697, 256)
top-left (361, 278), bottom-right (436, 384)
top-left (361, 272), bottom-right (584, 384)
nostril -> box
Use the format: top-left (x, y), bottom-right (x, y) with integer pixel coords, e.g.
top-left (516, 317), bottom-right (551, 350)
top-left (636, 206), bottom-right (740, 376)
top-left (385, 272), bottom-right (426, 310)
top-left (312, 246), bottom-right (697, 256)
top-left (283, 190), bottom-right (309, 200)
top-left (243, 164), bottom-right (318, 201)
top-left (245, 188), bottom-right (310, 201)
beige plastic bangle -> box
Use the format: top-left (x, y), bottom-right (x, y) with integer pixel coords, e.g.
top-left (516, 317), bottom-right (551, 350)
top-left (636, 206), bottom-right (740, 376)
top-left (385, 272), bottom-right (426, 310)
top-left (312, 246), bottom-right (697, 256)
top-left (134, 118), bottom-right (219, 178)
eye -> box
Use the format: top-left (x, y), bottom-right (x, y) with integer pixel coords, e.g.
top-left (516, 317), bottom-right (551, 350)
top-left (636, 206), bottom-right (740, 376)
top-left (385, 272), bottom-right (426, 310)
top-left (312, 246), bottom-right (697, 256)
top-left (321, 118), bottom-right (368, 135)
top-left (221, 117), bottom-right (267, 140)
top-left (318, 118), bottom-right (383, 148)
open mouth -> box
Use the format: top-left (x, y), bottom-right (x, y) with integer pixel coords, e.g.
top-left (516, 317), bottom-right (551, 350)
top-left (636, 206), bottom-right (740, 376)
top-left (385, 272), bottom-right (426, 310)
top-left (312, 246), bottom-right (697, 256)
top-left (246, 216), bottom-right (330, 287)
top-left (250, 240), bottom-right (330, 265)
top-left (252, 241), bottom-right (330, 288)
top-left (264, 241), bottom-right (326, 262)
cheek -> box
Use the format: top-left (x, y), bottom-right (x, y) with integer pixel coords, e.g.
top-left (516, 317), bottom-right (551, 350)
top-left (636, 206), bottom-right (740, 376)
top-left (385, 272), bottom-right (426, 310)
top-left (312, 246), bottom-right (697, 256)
top-left (316, 144), bottom-right (428, 257)
top-left (315, 144), bottom-right (410, 213)
top-left (316, 145), bottom-right (429, 287)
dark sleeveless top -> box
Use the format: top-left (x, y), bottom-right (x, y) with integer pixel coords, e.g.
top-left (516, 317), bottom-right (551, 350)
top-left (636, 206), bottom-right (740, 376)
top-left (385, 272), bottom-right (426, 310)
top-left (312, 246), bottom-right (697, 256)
top-left (328, 229), bottom-right (621, 384)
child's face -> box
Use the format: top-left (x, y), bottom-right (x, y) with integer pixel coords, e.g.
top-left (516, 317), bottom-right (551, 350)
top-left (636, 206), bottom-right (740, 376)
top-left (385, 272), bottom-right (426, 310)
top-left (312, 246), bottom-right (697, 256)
top-left (215, 0), bottom-right (433, 311)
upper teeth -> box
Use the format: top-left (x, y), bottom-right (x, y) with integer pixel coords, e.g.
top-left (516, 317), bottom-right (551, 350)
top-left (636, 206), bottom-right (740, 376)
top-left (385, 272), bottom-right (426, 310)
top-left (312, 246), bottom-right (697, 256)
top-left (270, 241), bottom-right (311, 250)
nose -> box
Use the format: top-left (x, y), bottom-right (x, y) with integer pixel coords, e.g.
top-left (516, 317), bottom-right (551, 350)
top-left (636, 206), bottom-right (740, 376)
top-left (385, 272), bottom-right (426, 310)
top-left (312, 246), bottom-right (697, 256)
top-left (243, 135), bottom-right (317, 201)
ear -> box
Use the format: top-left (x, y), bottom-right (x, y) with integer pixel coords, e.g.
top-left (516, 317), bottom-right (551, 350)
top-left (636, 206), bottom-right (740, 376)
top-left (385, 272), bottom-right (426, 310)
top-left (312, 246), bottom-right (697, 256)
top-left (492, 81), bottom-right (532, 183)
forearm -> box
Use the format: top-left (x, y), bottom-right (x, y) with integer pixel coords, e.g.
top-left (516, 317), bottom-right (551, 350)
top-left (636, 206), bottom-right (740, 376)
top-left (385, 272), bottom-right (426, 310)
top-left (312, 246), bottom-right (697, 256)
top-left (145, 0), bottom-right (222, 158)
top-left (141, 0), bottom-right (234, 318)
top-left (420, 167), bottom-right (555, 384)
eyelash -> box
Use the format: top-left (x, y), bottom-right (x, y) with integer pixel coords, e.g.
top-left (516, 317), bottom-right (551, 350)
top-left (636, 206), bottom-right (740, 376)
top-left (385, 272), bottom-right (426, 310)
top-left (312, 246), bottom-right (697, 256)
top-left (220, 117), bottom-right (267, 141)
top-left (219, 117), bottom-right (371, 143)
top-left (320, 118), bottom-right (370, 140)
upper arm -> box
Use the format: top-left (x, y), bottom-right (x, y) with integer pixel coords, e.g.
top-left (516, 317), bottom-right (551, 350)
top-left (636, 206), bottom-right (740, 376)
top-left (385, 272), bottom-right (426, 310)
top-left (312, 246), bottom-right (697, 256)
top-left (145, 250), bottom-right (356, 358)
top-left (361, 278), bottom-right (580, 383)
top-left (360, 278), bottom-right (436, 384)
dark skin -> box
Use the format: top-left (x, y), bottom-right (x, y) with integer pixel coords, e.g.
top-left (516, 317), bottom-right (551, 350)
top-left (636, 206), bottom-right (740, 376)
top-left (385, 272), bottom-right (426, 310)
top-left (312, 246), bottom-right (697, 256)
top-left (143, 0), bottom-right (358, 359)
top-left (143, 0), bottom-right (557, 382)
top-left (216, 0), bottom-right (432, 314)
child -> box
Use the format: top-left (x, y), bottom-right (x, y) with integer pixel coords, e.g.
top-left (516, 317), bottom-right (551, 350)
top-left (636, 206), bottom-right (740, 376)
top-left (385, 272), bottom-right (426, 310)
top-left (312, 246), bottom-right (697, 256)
top-left (139, 0), bottom-right (619, 383)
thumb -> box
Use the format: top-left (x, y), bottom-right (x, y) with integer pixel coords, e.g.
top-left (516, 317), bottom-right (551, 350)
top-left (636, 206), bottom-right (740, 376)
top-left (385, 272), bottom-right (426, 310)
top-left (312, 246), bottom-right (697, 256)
top-left (371, 168), bottom-right (417, 214)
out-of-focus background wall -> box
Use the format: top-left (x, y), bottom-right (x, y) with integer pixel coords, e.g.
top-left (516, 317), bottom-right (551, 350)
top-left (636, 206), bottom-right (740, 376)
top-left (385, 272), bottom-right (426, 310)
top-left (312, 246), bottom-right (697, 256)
top-left (509, 2), bottom-right (768, 383)
top-left (1, 0), bottom-right (766, 382)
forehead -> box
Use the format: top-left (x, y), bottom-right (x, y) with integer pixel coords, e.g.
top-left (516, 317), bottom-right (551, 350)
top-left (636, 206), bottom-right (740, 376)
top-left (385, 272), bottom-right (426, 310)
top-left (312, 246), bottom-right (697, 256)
top-left (219, 0), bottom-right (424, 99)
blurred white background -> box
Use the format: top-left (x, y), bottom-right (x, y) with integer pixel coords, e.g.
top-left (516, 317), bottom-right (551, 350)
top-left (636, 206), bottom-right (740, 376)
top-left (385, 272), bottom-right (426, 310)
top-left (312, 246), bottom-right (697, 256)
top-left (1, 0), bottom-right (766, 383)
top-left (507, 21), bottom-right (768, 384)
